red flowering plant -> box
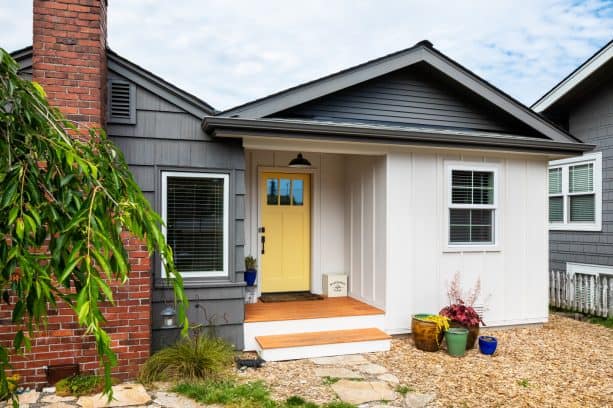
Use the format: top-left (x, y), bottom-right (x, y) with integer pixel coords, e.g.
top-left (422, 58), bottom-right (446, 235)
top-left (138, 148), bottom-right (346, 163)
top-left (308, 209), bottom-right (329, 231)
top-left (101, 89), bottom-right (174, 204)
top-left (439, 303), bottom-right (484, 327)
top-left (439, 272), bottom-right (486, 327)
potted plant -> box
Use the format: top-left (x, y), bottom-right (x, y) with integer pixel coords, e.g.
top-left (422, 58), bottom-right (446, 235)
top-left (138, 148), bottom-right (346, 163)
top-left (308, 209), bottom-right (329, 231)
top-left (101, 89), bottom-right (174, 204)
top-left (445, 327), bottom-right (469, 357)
top-left (478, 335), bottom-right (498, 355)
top-left (411, 314), bottom-right (449, 352)
top-left (439, 272), bottom-right (486, 349)
top-left (244, 256), bottom-right (257, 286)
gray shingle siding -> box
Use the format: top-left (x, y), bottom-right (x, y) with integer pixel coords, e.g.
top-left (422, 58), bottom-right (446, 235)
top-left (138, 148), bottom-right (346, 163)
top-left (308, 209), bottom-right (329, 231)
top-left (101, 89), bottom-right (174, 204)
top-left (550, 77), bottom-right (613, 272)
top-left (107, 70), bottom-right (246, 350)
top-left (274, 63), bottom-right (540, 136)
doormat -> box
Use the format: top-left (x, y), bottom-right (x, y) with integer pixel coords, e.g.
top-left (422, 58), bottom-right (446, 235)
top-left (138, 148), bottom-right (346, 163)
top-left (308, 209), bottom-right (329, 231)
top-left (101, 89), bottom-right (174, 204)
top-left (259, 292), bottom-right (324, 303)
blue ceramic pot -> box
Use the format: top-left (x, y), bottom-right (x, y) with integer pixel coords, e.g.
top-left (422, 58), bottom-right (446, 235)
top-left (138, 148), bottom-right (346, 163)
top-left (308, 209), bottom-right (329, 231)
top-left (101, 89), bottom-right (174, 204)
top-left (244, 269), bottom-right (257, 286)
top-left (478, 335), bottom-right (497, 355)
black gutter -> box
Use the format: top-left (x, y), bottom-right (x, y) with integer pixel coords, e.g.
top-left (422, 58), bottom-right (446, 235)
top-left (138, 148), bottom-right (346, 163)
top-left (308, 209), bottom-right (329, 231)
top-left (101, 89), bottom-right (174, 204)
top-left (203, 117), bottom-right (594, 154)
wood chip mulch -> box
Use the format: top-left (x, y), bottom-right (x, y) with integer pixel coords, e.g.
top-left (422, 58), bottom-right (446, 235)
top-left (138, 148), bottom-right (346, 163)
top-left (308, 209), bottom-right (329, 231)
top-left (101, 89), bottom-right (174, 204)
top-left (238, 314), bottom-right (613, 407)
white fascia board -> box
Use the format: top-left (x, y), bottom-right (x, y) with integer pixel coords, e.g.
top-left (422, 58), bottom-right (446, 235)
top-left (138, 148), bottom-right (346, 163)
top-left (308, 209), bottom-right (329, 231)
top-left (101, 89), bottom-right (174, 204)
top-left (533, 42), bottom-right (613, 113)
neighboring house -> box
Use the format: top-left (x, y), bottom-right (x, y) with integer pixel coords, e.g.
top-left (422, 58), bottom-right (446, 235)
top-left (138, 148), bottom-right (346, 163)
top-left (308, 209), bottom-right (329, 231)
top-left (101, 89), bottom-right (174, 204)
top-left (6, 0), bottom-right (594, 387)
top-left (533, 39), bottom-right (613, 313)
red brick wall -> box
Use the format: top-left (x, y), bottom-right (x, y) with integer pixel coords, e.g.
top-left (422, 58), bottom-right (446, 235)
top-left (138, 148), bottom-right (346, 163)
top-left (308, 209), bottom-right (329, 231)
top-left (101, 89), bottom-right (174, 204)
top-left (32, 0), bottom-right (108, 132)
top-left (0, 0), bottom-right (152, 388)
top-left (0, 236), bottom-right (151, 389)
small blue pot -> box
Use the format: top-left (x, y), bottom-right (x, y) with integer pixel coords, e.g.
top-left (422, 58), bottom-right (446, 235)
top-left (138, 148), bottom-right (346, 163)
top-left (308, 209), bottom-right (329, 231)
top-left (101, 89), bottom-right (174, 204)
top-left (478, 335), bottom-right (498, 355)
top-left (244, 269), bottom-right (257, 286)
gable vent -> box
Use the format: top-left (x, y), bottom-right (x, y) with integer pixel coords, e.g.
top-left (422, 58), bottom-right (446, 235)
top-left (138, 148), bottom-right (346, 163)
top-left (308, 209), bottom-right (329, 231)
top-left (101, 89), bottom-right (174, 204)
top-left (108, 80), bottom-right (136, 124)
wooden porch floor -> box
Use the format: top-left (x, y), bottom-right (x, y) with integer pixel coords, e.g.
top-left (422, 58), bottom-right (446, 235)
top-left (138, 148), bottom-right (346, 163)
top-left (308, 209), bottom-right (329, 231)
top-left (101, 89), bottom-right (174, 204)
top-left (245, 296), bottom-right (384, 323)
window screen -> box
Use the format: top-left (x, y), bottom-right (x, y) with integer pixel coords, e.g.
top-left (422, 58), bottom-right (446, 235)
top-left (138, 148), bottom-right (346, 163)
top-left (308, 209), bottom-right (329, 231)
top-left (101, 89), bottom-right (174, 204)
top-left (548, 157), bottom-right (599, 228)
top-left (165, 174), bottom-right (227, 275)
top-left (449, 169), bottom-right (495, 245)
top-left (549, 168), bottom-right (563, 222)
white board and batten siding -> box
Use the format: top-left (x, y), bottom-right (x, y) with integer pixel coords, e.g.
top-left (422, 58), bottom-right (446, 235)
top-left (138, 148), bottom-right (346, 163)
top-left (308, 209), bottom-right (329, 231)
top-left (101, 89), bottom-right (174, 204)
top-left (244, 149), bottom-right (388, 309)
top-left (385, 150), bottom-right (549, 333)
top-left (244, 140), bottom-right (550, 334)
top-left (244, 151), bottom-right (347, 295)
top-left (344, 155), bottom-right (387, 309)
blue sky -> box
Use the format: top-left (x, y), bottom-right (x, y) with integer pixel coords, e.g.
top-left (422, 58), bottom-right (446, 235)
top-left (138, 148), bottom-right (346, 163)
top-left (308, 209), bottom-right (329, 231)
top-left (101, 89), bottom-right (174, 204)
top-left (0, 0), bottom-right (611, 110)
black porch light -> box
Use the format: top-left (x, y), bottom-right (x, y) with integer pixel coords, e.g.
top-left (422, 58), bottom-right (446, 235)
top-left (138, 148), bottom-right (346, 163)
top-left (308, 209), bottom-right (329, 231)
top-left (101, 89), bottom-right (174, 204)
top-left (288, 153), bottom-right (311, 168)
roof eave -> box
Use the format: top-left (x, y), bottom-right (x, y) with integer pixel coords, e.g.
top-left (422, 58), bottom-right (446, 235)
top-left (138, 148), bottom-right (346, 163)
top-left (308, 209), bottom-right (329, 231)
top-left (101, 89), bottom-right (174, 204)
top-left (215, 42), bottom-right (579, 145)
top-left (203, 117), bottom-right (593, 155)
top-left (9, 46), bottom-right (216, 118)
top-left (532, 39), bottom-right (613, 113)
top-left (106, 49), bottom-right (216, 117)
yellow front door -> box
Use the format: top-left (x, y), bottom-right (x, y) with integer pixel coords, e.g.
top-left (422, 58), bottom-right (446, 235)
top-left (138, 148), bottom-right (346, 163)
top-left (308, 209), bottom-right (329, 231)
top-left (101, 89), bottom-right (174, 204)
top-left (260, 172), bottom-right (311, 292)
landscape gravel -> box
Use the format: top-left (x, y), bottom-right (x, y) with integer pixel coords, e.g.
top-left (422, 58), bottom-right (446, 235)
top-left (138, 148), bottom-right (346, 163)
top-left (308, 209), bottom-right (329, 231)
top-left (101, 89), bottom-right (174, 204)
top-left (239, 314), bottom-right (613, 407)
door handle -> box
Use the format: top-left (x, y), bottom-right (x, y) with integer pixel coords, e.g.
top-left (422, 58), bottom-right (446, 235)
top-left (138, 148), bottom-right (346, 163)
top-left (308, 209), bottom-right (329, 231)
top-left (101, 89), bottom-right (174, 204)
top-left (261, 235), bottom-right (266, 254)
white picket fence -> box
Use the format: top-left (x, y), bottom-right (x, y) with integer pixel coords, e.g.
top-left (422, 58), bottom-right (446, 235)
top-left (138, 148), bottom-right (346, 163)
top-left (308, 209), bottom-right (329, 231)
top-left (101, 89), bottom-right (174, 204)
top-left (550, 270), bottom-right (613, 317)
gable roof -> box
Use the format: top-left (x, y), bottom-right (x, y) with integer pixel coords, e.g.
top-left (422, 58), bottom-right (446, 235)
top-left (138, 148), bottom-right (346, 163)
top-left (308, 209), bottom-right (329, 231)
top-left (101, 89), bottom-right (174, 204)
top-left (532, 39), bottom-right (613, 113)
top-left (11, 46), bottom-right (216, 118)
top-left (216, 40), bottom-right (579, 145)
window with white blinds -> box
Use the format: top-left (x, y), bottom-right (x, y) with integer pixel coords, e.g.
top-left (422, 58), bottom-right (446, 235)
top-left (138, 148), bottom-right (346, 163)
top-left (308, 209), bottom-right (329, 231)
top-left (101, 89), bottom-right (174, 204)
top-left (161, 172), bottom-right (229, 277)
top-left (447, 165), bottom-right (497, 246)
top-left (548, 152), bottom-right (602, 231)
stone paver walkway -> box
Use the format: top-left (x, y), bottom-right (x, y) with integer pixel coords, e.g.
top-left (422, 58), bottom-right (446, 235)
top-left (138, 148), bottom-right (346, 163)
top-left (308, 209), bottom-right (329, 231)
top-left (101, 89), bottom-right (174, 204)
top-left (309, 355), bottom-right (412, 406)
top-left (10, 383), bottom-right (206, 408)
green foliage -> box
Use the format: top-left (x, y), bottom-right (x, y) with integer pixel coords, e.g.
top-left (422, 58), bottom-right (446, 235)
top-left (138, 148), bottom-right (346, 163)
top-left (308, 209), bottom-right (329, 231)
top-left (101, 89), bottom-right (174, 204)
top-left (321, 403), bottom-right (355, 408)
top-left (0, 48), bottom-right (188, 400)
top-left (174, 380), bottom-right (357, 408)
top-left (517, 378), bottom-right (530, 388)
top-left (395, 385), bottom-right (414, 396)
top-left (285, 396), bottom-right (318, 408)
top-left (245, 256), bottom-right (257, 270)
top-left (55, 374), bottom-right (120, 397)
top-left (322, 376), bottom-right (340, 385)
top-left (588, 315), bottom-right (613, 329)
top-left (139, 335), bottom-right (235, 384)
top-left (174, 380), bottom-right (274, 408)
top-left (549, 307), bottom-right (613, 329)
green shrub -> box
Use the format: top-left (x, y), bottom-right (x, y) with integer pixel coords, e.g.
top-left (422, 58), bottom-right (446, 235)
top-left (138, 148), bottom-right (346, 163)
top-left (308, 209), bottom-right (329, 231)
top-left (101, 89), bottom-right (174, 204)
top-left (139, 335), bottom-right (234, 384)
top-left (174, 380), bottom-right (356, 408)
top-left (55, 374), bottom-right (120, 397)
top-left (174, 380), bottom-right (274, 408)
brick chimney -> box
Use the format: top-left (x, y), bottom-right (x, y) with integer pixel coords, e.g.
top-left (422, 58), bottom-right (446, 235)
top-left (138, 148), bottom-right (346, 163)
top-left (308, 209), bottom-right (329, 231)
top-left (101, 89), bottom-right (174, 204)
top-left (32, 0), bottom-right (108, 131)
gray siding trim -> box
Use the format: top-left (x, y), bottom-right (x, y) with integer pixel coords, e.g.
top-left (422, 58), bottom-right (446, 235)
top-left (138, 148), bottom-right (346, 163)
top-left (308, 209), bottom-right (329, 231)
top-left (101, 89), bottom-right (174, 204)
top-left (204, 117), bottom-right (593, 154)
top-left (218, 42), bottom-right (579, 145)
top-left (151, 164), bottom-right (244, 287)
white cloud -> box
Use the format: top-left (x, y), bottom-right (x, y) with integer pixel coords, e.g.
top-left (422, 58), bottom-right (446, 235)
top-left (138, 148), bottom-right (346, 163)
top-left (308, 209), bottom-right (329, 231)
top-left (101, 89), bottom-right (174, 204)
top-left (0, 0), bottom-right (611, 109)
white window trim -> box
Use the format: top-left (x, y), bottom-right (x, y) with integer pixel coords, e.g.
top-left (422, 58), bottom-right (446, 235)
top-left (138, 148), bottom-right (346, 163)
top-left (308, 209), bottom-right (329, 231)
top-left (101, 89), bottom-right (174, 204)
top-left (161, 171), bottom-right (230, 278)
top-left (549, 152), bottom-right (602, 232)
top-left (567, 262), bottom-right (613, 277)
top-left (444, 162), bottom-right (500, 252)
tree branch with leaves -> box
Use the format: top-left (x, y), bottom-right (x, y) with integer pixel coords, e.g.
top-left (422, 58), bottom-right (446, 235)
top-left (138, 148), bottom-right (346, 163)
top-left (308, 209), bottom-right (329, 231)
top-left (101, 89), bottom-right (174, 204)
top-left (0, 48), bottom-right (188, 404)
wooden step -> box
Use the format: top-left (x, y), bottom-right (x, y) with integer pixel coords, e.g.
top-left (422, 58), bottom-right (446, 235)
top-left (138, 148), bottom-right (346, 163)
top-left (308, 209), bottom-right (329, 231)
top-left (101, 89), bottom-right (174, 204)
top-left (256, 328), bottom-right (391, 349)
top-left (255, 328), bottom-right (391, 361)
